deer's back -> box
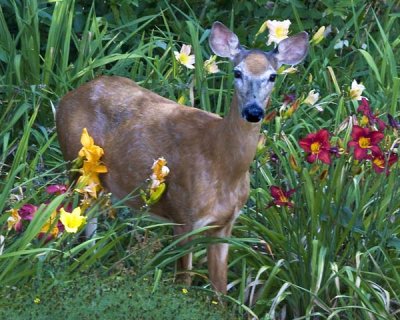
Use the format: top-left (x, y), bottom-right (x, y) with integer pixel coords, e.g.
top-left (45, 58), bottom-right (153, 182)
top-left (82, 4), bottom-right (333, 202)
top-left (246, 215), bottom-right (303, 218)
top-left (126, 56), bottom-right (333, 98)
top-left (57, 76), bottom-right (246, 225)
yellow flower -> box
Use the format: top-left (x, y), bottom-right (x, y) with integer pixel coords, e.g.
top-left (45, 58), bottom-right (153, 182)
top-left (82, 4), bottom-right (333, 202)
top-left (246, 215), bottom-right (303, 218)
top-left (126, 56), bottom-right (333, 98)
top-left (266, 20), bottom-right (291, 45)
top-left (7, 209), bottom-right (21, 231)
top-left (303, 90), bottom-right (320, 106)
top-left (151, 157), bottom-right (169, 185)
top-left (79, 128), bottom-right (104, 163)
top-left (177, 95), bottom-right (186, 105)
top-left (76, 179), bottom-right (100, 198)
top-left (174, 44), bottom-right (195, 69)
top-left (349, 80), bottom-right (365, 100)
top-left (255, 21), bottom-right (269, 38)
top-left (34, 297), bottom-right (41, 304)
top-left (360, 115), bottom-right (369, 126)
top-left (279, 66), bottom-right (298, 74)
top-left (141, 157), bottom-right (170, 206)
top-left (182, 288), bottom-right (188, 294)
top-left (40, 211), bottom-right (60, 238)
top-left (81, 160), bottom-right (108, 176)
top-left (204, 55), bottom-right (219, 74)
top-left (59, 207), bottom-right (86, 233)
top-left (312, 26), bottom-right (326, 44)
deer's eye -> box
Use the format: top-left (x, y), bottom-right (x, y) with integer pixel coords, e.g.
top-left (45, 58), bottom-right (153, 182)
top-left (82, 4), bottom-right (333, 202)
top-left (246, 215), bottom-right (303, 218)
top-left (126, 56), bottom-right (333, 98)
top-left (234, 69), bottom-right (243, 79)
top-left (269, 74), bottom-right (277, 82)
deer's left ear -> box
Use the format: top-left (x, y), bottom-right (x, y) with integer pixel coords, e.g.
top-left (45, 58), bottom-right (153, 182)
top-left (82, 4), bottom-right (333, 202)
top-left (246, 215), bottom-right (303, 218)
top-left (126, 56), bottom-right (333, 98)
top-left (209, 21), bottom-right (242, 60)
top-left (274, 32), bottom-right (309, 66)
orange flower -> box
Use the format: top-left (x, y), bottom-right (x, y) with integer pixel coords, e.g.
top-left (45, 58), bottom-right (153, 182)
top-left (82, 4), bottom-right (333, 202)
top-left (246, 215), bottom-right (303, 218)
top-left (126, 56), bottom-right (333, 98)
top-left (151, 157), bottom-right (170, 187)
top-left (39, 211), bottom-right (60, 239)
top-left (7, 209), bottom-right (21, 232)
top-left (78, 128), bottom-right (104, 162)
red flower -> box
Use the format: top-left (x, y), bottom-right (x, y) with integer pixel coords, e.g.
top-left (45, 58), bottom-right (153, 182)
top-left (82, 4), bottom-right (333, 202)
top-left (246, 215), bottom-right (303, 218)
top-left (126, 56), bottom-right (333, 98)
top-left (369, 149), bottom-right (398, 174)
top-left (347, 125), bottom-right (384, 160)
top-left (357, 98), bottom-right (386, 132)
top-left (269, 186), bottom-right (295, 207)
top-left (299, 129), bottom-right (331, 164)
top-left (46, 184), bottom-right (68, 195)
top-left (18, 204), bottom-right (38, 221)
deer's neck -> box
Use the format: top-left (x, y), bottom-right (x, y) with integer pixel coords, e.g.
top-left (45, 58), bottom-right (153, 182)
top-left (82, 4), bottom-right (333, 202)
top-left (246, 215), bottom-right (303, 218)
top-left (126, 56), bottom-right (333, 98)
top-left (214, 94), bottom-right (261, 177)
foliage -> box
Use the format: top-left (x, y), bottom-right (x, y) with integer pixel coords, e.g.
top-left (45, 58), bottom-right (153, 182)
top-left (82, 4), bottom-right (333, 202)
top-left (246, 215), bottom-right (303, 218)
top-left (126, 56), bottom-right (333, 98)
top-left (0, 0), bottom-right (400, 319)
top-left (0, 273), bottom-right (236, 320)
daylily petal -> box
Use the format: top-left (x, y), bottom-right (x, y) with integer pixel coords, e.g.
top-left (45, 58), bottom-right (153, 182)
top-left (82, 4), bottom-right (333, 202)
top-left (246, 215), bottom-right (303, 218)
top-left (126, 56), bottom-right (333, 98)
top-left (306, 153), bottom-right (317, 163)
top-left (60, 207), bottom-right (86, 233)
top-left (318, 150), bottom-right (331, 164)
top-left (369, 131), bottom-right (385, 144)
top-left (354, 147), bottom-right (368, 160)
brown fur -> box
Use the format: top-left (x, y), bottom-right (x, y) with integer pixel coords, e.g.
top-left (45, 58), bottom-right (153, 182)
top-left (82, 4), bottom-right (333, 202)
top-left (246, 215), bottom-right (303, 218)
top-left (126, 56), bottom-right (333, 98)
top-left (57, 76), bottom-right (260, 292)
top-left (244, 52), bottom-right (270, 75)
top-left (56, 23), bottom-right (308, 293)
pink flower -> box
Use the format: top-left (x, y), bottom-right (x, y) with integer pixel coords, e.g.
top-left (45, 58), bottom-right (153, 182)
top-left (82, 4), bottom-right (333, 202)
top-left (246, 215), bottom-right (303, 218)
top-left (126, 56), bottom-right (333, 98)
top-left (46, 184), bottom-right (68, 195)
top-left (18, 204), bottom-right (38, 221)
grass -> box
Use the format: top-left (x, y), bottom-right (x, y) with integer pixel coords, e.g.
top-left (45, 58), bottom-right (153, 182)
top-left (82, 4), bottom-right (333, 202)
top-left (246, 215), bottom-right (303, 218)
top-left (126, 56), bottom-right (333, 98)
top-left (0, 272), bottom-right (235, 320)
top-left (1, 0), bottom-right (400, 319)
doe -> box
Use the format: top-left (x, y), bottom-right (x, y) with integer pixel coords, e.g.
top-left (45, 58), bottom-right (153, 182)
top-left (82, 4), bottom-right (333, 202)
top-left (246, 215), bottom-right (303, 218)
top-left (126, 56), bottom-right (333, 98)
top-left (56, 22), bottom-right (308, 293)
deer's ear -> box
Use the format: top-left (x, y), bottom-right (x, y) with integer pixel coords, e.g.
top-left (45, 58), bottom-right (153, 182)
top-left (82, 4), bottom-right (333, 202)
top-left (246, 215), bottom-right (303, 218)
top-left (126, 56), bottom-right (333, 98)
top-left (274, 32), bottom-right (309, 66)
top-left (209, 22), bottom-right (241, 60)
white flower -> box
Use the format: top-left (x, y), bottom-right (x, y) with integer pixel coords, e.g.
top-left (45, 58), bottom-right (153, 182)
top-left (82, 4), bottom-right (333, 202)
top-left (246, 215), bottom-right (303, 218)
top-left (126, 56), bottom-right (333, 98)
top-left (174, 44), bottom-right (195, 69)
top-left (334, 39), bottom-right (349, 50)
top-left (266, 20), bottom-right (291, 45)
top-left (349, 80), bottom-right (365, 100)
top-left (303, 90), bottom-right (320, 106)
top-left (204, 55), bottom-right (219, 74)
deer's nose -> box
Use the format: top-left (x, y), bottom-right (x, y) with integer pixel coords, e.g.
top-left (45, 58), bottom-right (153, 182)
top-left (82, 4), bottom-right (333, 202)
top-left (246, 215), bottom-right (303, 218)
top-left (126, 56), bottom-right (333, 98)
top-left (242, 104), bottom-right (265, 123)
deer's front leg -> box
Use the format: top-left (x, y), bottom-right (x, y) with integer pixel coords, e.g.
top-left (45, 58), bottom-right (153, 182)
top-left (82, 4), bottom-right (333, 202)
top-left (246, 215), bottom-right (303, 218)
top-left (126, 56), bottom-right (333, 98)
top-left (207, 221), bottom-right (234, 294)
top-left (174, 225), bottom-right (193, 286)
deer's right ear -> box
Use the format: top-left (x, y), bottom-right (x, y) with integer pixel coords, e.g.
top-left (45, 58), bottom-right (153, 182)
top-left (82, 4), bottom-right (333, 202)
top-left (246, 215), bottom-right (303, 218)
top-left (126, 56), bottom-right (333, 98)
top-left (209, 22), bottom-right (241, 60)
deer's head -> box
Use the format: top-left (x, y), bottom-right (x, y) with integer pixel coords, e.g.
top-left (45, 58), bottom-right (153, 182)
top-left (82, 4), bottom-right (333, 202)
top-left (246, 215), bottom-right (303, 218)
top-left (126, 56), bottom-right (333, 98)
top-left (209, 22), bottom-right (309, 123)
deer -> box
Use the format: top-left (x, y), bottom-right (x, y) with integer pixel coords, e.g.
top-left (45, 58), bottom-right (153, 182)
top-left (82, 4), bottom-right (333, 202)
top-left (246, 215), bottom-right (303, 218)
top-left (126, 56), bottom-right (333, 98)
top-left (56, 21), bottom-right (308, 293)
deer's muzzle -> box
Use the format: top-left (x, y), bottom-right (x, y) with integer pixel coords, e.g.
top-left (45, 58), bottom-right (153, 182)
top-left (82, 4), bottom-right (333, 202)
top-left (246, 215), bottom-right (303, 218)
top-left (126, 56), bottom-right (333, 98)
top-left (242, 104), bottom-right (265, 123)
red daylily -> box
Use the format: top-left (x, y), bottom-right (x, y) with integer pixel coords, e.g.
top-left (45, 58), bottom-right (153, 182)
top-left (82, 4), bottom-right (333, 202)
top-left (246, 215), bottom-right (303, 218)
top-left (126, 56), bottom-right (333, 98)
top-left (299, 129), bottom-right (331, 164)
top-left (46, 184), bottom-right (68, 195)
top-left (347, 125), bottom-right (384, 160)
top-left (369, 149), bottom-right (398, 174)
top-left (269, 186), bottom-right (295, 207)
top-left (18, 204), bottom-right (38, 221)
top-left (357, 98), bottom-right (386, 132)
